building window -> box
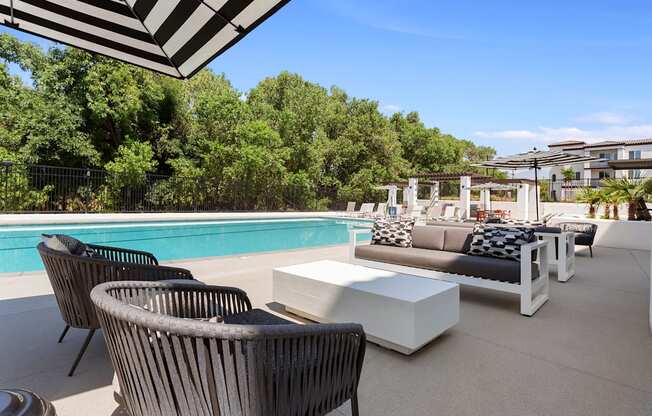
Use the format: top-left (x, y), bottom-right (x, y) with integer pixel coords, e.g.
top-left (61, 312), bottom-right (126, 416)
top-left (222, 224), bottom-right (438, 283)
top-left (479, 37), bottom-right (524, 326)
top-left (551, 174), bottom-right (556, 182)
top-left (599, 152), bottom-right (616, 160)
top-left (575, 172), bottom-right (581, 180)
top-left (598, 171), bottom-right (611, 179)
top-left (629, 150), bottom-right (641, 160)
top-left (629, 169), bottom-right (641, 179)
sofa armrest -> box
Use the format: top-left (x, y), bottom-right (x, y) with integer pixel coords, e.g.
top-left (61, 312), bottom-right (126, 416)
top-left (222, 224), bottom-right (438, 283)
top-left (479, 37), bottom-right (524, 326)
top-left (520, 240), bottom-right (549, 283)
top-left (349, 228), bottom-right (372, 260)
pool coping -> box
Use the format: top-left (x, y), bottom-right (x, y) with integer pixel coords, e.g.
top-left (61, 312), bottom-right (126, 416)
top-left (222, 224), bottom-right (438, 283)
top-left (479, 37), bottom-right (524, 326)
top-left (0, 211), bottom-right (344, 226)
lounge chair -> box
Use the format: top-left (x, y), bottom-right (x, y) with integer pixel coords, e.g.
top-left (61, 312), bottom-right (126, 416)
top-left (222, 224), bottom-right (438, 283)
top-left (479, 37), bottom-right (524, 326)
top-left (92, 281), bottom-right (366, 416)
top-left (37, 236), bottom-right (195, 376)
top-left (356, 202), bottom-right (376, 217)
top-left (343, 201), bottom-right (357, 216)
top-left (372, 202), bottom-right (388, 218)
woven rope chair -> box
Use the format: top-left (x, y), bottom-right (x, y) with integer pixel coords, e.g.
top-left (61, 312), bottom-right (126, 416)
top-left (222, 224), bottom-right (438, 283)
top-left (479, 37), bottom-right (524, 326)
top-left (37, 242), bottom-right (194, 376)
top-left (91, 281), bottom-right (367, 416)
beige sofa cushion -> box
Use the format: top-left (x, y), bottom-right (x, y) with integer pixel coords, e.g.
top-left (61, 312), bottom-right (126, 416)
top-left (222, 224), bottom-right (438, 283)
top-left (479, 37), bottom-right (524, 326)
top-left (411, 225), bottom-right (445, 251)
top-left (443, 227), bottom-right (474, 253)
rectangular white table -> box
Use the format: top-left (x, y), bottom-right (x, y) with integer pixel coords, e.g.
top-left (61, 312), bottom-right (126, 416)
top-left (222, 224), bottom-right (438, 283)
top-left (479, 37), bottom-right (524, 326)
top-left (273, 260), bottom-right (459, 355)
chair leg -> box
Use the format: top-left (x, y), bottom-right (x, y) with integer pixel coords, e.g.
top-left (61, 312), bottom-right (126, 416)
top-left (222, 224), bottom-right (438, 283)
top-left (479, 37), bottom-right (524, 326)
top-left (589, 246), bottom-right (593, 257)
top-left (68, 329), bottom-right (96, 377)
top-left (351, 395), bottom-right (360, 416)
top-left (58, 325), bottom-right (70, 343)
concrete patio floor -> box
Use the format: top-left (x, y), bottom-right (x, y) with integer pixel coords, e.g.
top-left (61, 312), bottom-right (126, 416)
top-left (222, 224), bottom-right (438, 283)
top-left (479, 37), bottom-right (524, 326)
top-left (1, 244), bottom-right (651, 416)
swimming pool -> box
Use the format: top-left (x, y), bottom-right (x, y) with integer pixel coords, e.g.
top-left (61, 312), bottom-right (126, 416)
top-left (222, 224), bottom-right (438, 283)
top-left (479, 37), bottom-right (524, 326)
top-left (0, 218), bottom-right (372, 273)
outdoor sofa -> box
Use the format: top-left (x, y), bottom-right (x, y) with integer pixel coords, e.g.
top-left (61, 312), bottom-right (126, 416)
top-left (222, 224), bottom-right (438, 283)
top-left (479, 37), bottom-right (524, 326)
top-left (558, 222), bottom-right (598, 257)
top-left (350, 224), bottom-right (550, 316)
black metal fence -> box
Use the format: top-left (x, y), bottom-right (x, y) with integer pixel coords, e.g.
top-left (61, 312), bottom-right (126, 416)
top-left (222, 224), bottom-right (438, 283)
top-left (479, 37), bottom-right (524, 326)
top-left (0, 162), bottom-right (380, 213)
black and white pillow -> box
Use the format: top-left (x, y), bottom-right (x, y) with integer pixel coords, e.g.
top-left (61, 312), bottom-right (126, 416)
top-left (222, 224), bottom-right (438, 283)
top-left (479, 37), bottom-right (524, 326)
top-left (467, 224), bottom-right (534, 261)
top-left (41, 234), bottom-right (103, 258)
top-left (371, 219), bottom-right (415, 248)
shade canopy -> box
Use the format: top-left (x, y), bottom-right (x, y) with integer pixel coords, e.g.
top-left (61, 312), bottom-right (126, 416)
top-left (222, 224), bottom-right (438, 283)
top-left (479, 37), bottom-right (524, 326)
top-left (475, 149), bottom-right (603, 169)
top-left (0, 0), bottom-right (290, 79)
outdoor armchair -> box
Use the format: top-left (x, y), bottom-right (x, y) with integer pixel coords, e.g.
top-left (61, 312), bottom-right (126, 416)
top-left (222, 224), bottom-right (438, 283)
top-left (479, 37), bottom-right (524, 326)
top-left (91, 281), bottom-right (367, 416)
top-left (37, 242), bottom-right (194, 376)
top-left (558, 222), bottom-right (598, 257)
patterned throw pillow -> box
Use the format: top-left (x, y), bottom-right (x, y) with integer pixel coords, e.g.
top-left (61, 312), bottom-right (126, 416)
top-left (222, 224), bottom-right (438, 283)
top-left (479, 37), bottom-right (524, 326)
top-left (467, 224), bottom-right (535, 261)
top-left (371, 219), bottom-right (415, 248)
top-left (41, 234), bottom-right (86, 255)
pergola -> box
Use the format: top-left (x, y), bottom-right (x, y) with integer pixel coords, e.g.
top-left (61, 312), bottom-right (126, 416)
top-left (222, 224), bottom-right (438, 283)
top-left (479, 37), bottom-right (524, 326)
top-left (378, 174), bottom-right (539, 220)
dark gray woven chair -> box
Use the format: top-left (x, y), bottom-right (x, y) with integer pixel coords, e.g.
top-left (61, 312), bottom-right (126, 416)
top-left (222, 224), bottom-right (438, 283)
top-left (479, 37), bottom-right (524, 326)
top-left (558, 222), bottom-right (598, 257)
top-left (91, 281), bottom-right (367, 416)
top-left (37, 242), bottom-right (194, 376)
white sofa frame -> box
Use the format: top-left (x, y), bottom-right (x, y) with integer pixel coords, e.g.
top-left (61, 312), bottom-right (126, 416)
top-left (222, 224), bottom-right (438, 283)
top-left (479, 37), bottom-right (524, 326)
top-left (534, 231), bottom-right (575, 282)
top-left (349, 229), bottom-right (550, 316)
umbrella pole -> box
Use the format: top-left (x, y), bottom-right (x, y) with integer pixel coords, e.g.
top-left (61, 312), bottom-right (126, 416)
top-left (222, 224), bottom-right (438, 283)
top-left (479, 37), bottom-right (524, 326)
top-left (534, 161), bottom-right (540, 221)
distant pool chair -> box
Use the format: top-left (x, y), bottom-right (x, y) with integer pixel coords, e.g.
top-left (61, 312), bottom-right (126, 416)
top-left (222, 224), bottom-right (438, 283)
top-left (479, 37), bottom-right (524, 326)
top-left (91, 281), bottom-right (367, 416)
top-left (558, 222), bottom-right (598, 257)
top-left (37, 242), bottom-right (195, 376)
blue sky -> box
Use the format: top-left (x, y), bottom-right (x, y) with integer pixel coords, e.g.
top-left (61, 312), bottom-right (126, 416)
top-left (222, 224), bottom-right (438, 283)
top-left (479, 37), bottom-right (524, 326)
top-left (3, 0), bottom-right (652, 156)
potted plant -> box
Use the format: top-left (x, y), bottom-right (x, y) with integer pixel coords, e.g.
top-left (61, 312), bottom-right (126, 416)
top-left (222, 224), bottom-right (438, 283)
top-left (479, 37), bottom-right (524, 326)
top-left (576, 187), bottom-right (602, 219)
top-left (602, 178), bottom-right (652, 221)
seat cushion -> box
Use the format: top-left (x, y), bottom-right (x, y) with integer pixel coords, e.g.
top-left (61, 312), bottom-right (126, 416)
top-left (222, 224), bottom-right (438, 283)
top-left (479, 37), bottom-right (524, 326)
top-left (442, 227), bottom-right (474, 253)
top-left (574, 233), bottom-right (593, 246)
top-left (411, 225), bottom-right (445, 251)
top-left (355, 245), bottom-right (535, 284)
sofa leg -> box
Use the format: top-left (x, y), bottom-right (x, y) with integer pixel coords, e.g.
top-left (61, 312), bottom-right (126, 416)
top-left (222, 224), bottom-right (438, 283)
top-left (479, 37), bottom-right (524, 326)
top-left (589, 246), bottom-right (593, 257)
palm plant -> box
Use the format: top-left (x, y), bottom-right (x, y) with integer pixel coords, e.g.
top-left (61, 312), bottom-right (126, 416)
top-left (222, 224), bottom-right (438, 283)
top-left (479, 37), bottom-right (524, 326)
top-left (597, 189), bottom-right (612, 219)
top-left (576, 187), bottom-right (602, 219)
top-left (602, 178), bottom-right (652, 221)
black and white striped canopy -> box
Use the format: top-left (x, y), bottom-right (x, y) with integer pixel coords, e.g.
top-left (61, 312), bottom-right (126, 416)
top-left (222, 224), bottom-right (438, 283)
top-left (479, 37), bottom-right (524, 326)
top-left (0, 0), bottom-right (290, 79)
top-left (475, 149), bottom-right (605, 169)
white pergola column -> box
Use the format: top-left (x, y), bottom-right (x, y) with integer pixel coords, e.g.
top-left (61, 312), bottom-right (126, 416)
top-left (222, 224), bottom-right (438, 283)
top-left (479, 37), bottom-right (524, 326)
top-left (407, 177), bottom-right (419, 217)
top-left (480, 189), bottom-right (491, 211)
top-left (430, 181), bottom-right (440, 207)
top-left (517, 183), bottom-right (530, 220)
top-left (459, 176), bottom-right (471, 219)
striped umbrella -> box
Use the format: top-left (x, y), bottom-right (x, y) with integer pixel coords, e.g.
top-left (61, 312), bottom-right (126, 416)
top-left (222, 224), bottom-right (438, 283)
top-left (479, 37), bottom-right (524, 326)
top-left (475, 148), bottom-right (605, 220)
top-left (0, 0), bottom-right (290, 79)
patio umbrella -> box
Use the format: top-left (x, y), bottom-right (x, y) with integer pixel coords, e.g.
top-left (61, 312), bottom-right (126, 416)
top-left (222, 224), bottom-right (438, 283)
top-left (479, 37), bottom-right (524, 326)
top-left (469, 182), bottom-right (517, 191)
top-left (475, 149), bottom-right (604, 220)
top-left (0, 0), bottom-right (290, 79)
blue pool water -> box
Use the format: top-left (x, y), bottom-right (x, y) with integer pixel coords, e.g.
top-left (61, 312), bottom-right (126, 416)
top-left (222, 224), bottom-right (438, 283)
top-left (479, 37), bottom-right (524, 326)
top-left (0, 218), bottom-right (372, 273)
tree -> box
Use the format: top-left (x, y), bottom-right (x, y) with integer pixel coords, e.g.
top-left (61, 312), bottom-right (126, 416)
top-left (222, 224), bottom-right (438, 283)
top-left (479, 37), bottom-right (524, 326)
top-left (576, 187), bottom-right (602, 218)
top-left (561, 167), bottom-right (575, 182)
top-left (602, 178), bottom-right (652, 220)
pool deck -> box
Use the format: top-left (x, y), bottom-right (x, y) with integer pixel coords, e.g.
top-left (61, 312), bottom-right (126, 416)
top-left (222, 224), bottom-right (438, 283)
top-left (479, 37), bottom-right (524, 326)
top-left (1, 244), bottom-right (651, 415)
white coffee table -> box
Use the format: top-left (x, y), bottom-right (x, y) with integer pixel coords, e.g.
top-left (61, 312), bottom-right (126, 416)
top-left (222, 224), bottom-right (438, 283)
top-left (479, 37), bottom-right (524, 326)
top-left (273, 260), bottom-right (459, 355)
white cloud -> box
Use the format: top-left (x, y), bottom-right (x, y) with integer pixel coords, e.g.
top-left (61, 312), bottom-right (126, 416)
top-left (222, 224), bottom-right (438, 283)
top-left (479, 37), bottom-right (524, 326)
top-left (574, 111), bottom-right (629, 125)
top-left (473, 124), bottom-right (652, 144)
top-left (381, 104), bottom-right (401, 114)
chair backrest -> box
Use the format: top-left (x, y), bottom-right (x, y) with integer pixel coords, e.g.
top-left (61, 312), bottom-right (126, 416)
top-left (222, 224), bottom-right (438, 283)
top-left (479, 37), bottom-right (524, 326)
top-left (346, 201), bottom-right (356, 212)
top-left (443, 205), bottom-right (457, 218)
top-left (559, 222), bottom-right (598, 237)
top-left (92, 281), bottom-right (366, 416)
top-left (375, 202), bottom-right (387, 215)
top-left (427, 205), bottom-right (443, 219)
top-left (37, 243), bottom-right (191, 330)
top-left (359, 203), bottom-right (375, 214)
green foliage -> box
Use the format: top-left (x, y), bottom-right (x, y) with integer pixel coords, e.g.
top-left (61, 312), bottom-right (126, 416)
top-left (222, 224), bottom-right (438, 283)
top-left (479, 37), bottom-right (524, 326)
top-left (0, 34), bottom-right (499, 212)
top-left (560, 167), bottom-right (575, 181)
top-left (576, 187), bottom-right (602, 218)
